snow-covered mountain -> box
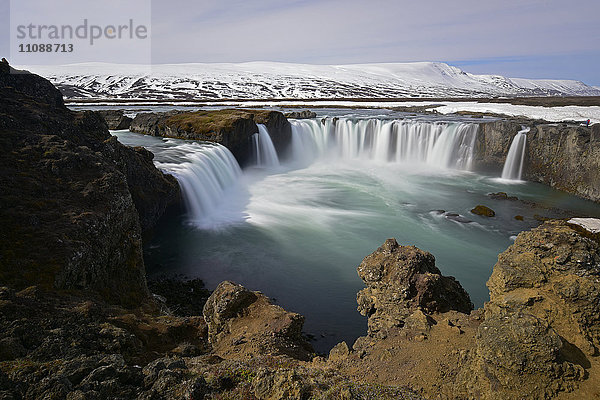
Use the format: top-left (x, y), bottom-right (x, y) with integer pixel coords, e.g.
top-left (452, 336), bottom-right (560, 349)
top-left (19, 61), bottom-right (600, 100)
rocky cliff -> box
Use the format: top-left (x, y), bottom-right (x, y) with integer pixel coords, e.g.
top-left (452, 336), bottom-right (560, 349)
top-left (474, 119), bottom-right (600, 202)
top-left (129, 109), bottom-right (291, 166)
top-left (0, 61), bottom-right (178, 305)
top-left (463, 219), bottom-right (600, 399)
top-left (328, 220), bottom-right (600, 399)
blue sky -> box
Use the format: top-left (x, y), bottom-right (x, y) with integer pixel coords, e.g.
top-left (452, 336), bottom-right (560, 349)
top-left (1, 0), bottom-right (599, 85)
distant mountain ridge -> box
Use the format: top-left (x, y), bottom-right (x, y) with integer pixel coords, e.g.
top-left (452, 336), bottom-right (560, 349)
top-left (19, 61), bottom-right (600, 100)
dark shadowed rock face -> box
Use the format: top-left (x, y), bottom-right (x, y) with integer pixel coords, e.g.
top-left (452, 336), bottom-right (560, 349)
top-left (356, 238), bottom-right (473, 337)
top-left (0, 62), bottom-right (178, 306)
top-left (103, 138), bottom-right (180, 231)
top-left (203, 281), bottom-right (314, 361)
top-left (466, 220), bottom-right (600, 398)
top-left (0, 60), bottom-right (64, 108)
top-left (97, 110), bottom-right (133, 130)
top-left (525, 124), bottom-right (600, 202)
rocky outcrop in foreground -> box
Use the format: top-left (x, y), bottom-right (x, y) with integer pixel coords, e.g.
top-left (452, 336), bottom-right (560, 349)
top-left (0, 60), bottom-right (178, 305)
top-left (329, 221), bottom-right (600, 399)
top-left (465, 219), bottom-right (600, 398)
top-left (130, 109), bottom-right (291, 166)
top-left (203, 281), bottom-right (314, 361)
top-left (356, 239), bottom-right (473, 337)
top-left (475, 119), bottom-right (600, 202)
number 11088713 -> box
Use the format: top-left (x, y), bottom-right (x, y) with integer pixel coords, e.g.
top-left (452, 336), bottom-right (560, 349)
top-left (19, 43), bottom-right (74, 53)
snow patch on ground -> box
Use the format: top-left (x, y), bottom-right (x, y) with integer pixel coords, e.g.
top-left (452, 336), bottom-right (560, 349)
top-left (568, 218), bottom-right (600, 234)
top-left (430, 103), bottom-right (600, 124)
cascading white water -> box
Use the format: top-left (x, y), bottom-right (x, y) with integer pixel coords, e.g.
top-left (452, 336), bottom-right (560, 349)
top-left (289, 118), bottom-right (478, 170)
top-left (501, 127), bottom-right (530, 180)
top-left (156, 142), bottom-right (242, 225)
top-left (252, 124), bottom-right (280, 168)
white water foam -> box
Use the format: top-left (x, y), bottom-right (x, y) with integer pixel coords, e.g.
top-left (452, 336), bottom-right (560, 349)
top-left (156, 143), bottom-right (247, 228)
top-left (252, 124), bottom-right (280, 168)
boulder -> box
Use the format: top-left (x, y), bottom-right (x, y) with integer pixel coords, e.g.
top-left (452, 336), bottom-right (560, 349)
top-left (470, 205), bottom-right (496, 217)
top-left (356, 238), bottom-right (473, 337)
top-left (203, 281), bottom-right (314, 361)
top-left (488, 192), bottom-right (518, 201)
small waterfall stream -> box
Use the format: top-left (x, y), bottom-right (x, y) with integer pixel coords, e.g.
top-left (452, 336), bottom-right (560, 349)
top-left (501, 127), bottom-right (530, 180)
top-left (155, 142), bottom-right (243, 226)
top-left (252, 124), bottom-right (280, 168)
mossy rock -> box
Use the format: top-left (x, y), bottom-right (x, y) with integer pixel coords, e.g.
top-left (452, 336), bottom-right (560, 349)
top-left (471, 205), bottom-right (496, 217)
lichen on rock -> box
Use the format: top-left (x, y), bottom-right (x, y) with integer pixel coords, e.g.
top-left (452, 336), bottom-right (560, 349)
top-left (466, 219), bottom-right (600, 398)
top-left (203, 281), bottom-right (314, 361)
top-left (356, 238), bottom-right (473, 337)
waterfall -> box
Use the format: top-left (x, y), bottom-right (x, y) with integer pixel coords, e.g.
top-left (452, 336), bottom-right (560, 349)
top-left (156, 142), bottom-right (242, 226)
top-left (501, 127), bottom-right (529, 180)
top-left (252, 124), bottom-right (280, 168)
top-left (288, 118), bottom-right (479, 170)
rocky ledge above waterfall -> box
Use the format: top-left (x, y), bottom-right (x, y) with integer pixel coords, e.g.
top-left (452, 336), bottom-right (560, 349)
top-left (129, 109), bottom-right (291, 166)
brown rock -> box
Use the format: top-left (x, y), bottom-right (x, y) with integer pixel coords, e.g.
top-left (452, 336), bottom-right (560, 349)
top-left (328, 341), bottom-right (350, 362)
top-left (203, 281), bottom-right (314, 361)
top-left (471, 205), bottom-right (496, 217)
top-left (356, 238), bottom-right (473, 337)
top-left (466, 220), bottom-right (600, 398)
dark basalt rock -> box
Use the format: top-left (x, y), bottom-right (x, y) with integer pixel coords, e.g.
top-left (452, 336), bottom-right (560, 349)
top-left (129, 110), bottom-right (184, 136)
top-left (488, 191), bottom-right (518, 201)
top-left (475, 120), bottom-right (600, 203)
top-left (285, 110), bottom-right (317, 119)
top-left (0, 60), bottom-right (178, 305)
top-left (97, 110), bottom-right (133, 130)
top-left (253, 110), bottom-right (292, 157)
top-left (130, 109), bottom-right (292, 166)
top-left (0, 59), bottom-right (64, 108)
top-left (444, 212), bottom-right (473, 224)
top-left (356, 238), bottom-right (473, 337)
